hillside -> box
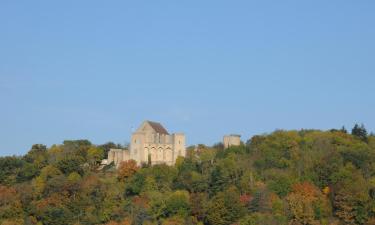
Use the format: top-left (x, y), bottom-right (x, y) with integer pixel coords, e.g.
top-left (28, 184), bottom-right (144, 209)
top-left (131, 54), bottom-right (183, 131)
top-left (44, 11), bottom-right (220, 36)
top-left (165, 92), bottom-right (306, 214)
top-left (1, 127), bottom-right (375, 225)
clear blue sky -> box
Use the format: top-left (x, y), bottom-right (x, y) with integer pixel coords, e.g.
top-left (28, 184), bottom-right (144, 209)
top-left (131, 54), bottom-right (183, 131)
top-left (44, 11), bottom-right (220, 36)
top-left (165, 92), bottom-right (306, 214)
top-left (1, 1), bottom-right (374, 156)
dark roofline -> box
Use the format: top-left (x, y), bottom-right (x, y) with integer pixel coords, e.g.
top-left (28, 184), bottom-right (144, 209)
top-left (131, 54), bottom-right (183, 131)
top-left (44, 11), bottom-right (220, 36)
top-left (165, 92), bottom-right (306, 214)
top-left (146, 121), bottom-right (169, 135)
top-left (226, 134), bottom-right (241, 137)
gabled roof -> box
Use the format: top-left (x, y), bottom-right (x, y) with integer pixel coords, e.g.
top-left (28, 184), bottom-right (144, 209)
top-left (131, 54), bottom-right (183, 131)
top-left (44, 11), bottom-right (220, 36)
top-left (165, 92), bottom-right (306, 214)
top-left (146, 121), bottom-right (169, 135)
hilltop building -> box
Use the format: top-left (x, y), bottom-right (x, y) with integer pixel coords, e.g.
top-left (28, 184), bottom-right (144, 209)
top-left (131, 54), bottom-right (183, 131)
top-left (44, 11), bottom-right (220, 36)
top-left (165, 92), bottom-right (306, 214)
top-left (223, 134), bottom-right (241, 148)
top-left (103, 121), bottom-right (186, 167)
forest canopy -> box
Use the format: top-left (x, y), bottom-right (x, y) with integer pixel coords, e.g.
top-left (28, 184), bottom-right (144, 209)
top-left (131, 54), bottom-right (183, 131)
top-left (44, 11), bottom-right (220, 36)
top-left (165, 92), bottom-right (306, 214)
top-left (1, 124), bottom-right (375, 225)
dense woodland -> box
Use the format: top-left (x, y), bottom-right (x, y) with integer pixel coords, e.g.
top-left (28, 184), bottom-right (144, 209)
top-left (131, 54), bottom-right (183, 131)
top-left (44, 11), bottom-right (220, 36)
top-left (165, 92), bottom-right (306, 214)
top-left (1, 124), bottom-right (375, 225)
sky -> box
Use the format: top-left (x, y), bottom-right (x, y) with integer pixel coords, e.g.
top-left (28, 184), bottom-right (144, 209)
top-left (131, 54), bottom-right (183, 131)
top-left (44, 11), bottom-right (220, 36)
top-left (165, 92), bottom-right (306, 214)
top-left (0, 1), bottom-right (374, 156)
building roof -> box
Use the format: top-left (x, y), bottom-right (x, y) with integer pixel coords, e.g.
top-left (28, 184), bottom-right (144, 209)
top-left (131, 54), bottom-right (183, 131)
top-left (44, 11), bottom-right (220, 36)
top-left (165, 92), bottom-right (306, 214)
top-left (224, 134), bottom-right (241, 138)
top-left (146, 121), bottom-right (169, 135)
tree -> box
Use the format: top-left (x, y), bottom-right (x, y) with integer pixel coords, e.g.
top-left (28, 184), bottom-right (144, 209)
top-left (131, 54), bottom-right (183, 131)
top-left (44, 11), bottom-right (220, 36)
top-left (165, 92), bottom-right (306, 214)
top-left (267, 173), bottom-right (293, 197)
top-left (87, 146), bottom-right (104, 169)
top-left (286, 182), bottom-right (323, 224)
top-left (17, 162), bottom-right (39, 182)
top-left (148, 165), bottom-right (177, 192)
top-left (206, 187), bottom-right (245, 225)
top-left (66, 172), bottom-right (81, 194)
top-left (352, 123), bottom-right (368, 142)
top-left (341, 126), bottom-right (348, 134)
top-left (32, 165), bottom-right (63, 196)
top-left (1, 129), bottom-right (375, 225)
top-left (148, 191), bottom-right (167, 221)
top-left (24, 144), bottom-right (48, 168)
top-left (331, 163), bottom-right (370, 224)
top-left (56, 156), bottom-right (84, 176)
top-left (0, 156), bottom-right (25, 185)
top-left (197, 147), bottom-right (216, 175)
top-left (44, 174), bottom-right (68, 196)
top-left (248, 185), bottom-right (271, 213)
top-left (0, 185), bottom-right (24, 223)
top-left (39, 206), bottom-right (73, 225)
top-left (209, 166), bottom-right (227, 195)
top-left (190, 192), bottom-right (208, 222)
top-left (62, 139), bottom-right (92, 160)
top-left (161, 217), bottom-right (185, 225)
top-left (238, 213), bottom-right (281, 225)
top-left (99, 142), bottom-right (125, 158)
top-left (205, 193), bottom-right (228, 225)
top-left (118, 160), bottom-right (139, 181)
top-left (165, 190), bottom-right (190, 217)
top-left (125, 172), bottom-right (146, 196)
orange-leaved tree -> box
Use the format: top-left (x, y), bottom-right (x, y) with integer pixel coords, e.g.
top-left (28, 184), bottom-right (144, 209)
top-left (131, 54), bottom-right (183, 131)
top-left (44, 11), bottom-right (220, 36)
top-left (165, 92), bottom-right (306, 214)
top-left (118, 160), bottom-right (139, 181)
top-left (286, 181), bottom-right (328, 224)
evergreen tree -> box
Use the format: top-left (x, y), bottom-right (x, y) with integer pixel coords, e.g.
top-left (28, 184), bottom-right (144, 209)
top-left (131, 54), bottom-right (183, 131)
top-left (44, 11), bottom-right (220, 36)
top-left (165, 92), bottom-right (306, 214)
top-left (340, 126), bottom-right (348, 134)
top-left (351, 123), bottom-right (368, 142)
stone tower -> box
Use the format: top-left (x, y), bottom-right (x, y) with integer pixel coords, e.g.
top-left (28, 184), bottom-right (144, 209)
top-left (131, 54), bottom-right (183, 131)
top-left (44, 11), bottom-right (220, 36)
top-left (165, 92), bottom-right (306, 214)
top-left (223, 134), bottom-right (241, 149)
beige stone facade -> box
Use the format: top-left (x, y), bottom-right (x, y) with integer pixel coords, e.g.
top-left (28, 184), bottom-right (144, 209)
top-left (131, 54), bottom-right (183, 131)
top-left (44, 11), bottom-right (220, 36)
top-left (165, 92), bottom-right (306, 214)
top-left (104, 121), bottom-right (186, 167)
top-left (223, 134), bottom-right (241, 148)
top-left (106, 149), bottom-right (130, 166)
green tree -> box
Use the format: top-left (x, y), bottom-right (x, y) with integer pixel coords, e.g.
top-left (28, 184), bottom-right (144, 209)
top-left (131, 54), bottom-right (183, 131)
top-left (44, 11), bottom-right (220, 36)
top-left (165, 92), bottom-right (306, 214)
top-left (267, 172), bottom-right (293, 197)
top-left (352, 123), bottom-right (368, 142)
top-left (190, 192), bottom-right (208, 222)
top-left (332, 163), bottom-right (370, 224)
top-left (0, 156), bottom-right (25, 185)
top-left (125, 172), bottom-right (146, 196)
top-left (24, 144), bottom-right (48, 168)
top-left (341, 126), bottom-right (348, 134)
top-left (98, 142), bottom-right (124, 158)
top-left (56, 156), bottom-right (84, 175)
top-left (206, 187), bottom-right (245, 225)
top-left (87, 146), bottom-right (104, 169)
top-left (165, 190), bottom-right (190, 217)
top-left (17, 162), bottom-right (39, 182)
top-left (39, 206), bottom-right (73, 225)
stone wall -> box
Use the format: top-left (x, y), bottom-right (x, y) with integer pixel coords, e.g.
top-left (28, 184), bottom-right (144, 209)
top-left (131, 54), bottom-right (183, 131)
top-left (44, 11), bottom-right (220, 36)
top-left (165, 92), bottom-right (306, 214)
top-left (107, 149), bottom-right (130, 167)
top-left (223, 134), bottom-right (241, 148)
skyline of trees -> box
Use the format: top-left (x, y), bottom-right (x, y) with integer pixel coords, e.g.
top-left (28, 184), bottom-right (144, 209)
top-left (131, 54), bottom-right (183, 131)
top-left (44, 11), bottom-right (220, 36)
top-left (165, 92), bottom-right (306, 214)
top-left (0, 123), bottom-right (374, 225)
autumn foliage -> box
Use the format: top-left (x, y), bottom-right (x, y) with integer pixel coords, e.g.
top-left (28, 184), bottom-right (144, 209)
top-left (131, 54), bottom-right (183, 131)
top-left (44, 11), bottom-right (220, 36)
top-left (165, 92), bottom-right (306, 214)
top-left (117, 160), bottom-right (139, 181)
top-left (0, 127), bottom-right (375, 224)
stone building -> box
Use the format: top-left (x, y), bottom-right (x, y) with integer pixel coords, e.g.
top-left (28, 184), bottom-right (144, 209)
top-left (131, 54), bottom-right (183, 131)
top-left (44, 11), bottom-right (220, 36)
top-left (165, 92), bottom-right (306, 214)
top-left (104, 121), bottom-right (186, 167)
top-left (106, 149), bottom-right (130, 166)
top-left (223, 134), bottom-right (241, 148)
